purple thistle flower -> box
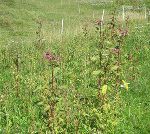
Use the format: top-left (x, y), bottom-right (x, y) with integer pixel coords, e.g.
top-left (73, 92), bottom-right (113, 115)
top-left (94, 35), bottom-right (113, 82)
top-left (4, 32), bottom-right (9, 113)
top-left (44, 52), bottom-right (61, 62)
top-left (44, 52), bottom-right (54, 61)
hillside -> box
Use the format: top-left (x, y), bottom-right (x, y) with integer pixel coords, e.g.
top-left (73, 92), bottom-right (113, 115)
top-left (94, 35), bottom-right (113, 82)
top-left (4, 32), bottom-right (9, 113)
top-left (0, 0), bottom-right (150, 133)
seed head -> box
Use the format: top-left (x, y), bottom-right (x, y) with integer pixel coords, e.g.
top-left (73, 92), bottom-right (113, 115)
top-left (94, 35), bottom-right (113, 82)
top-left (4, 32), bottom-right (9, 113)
top-left (96, 19), bottom-right (103, 26)
top-left (118, 29), bottom-right (128, 37)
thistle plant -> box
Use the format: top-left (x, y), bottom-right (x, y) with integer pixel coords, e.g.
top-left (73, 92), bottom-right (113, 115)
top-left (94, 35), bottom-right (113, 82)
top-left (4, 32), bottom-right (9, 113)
top-left (35, 19), bottom-right (45, 49)
top-left (43, 51), bottom-right (61, 132)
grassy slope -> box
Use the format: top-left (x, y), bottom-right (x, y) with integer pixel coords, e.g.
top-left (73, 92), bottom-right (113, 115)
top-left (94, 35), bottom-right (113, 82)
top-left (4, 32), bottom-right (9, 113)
top-left (0, 0), bottom-right (150, 133)
top-left (0, 0), bottom-right (105, 41)
top-left (118, 26), bottom-right (150, 133)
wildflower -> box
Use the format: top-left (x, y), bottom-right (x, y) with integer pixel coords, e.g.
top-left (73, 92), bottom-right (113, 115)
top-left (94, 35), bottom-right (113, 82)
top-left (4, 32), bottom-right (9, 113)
top-left (111, 45), bottom-right (120, 54)
top-left (96, 19), bottom-right (103, 26)
top-left (44, 52), bottom-right (54, 61)
top-left (44, 52), bottom-right (61, 62)
top-left (118, 28), bottom-right (128, 37)
top-left (121, 80), bottom-right (130, 91)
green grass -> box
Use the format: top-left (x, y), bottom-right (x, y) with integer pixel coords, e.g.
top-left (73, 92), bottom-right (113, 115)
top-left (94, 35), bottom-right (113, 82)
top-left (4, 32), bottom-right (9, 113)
top-left (116, 26), bottom-right (150, 134)
top-left (0, 0), bottom-right (150, 133)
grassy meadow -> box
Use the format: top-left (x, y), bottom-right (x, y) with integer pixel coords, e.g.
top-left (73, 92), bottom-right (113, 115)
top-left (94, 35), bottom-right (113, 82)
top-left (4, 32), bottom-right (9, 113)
top-left (0, 0), bottom-right (150, 133)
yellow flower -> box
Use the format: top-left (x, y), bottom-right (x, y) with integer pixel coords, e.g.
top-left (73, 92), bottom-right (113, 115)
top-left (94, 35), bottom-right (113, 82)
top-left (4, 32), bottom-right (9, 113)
top-left (122, 80), bottom-right (129, 91)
